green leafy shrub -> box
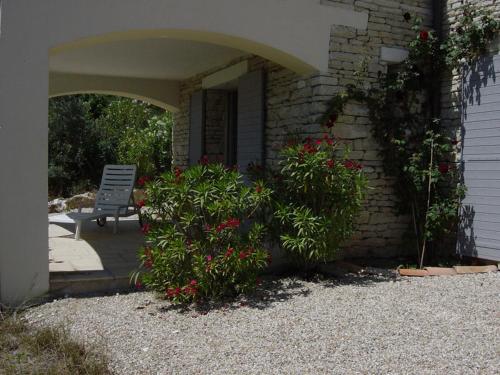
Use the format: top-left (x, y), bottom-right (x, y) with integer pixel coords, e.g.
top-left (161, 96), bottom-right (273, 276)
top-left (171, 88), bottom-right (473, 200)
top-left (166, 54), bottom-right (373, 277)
top-left (97, 99), bottom-right (173, 178)
top-left (273, 134), bottom-right (367, 268)
top-left (49, 95), bottom-right (172, 197)
top-left (136, 163), bottom-right (272, 303)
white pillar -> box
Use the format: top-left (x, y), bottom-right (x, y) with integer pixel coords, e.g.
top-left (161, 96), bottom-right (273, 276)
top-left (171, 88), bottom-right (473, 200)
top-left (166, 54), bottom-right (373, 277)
top-left (0, 1), bottom-right (50, 305)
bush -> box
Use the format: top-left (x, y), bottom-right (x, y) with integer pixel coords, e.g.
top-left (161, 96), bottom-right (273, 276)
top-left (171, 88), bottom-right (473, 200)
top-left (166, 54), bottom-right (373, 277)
top-left (97, 99), bottom-right (173, 177)
top-left (136, 163), bottom-right (272, 303)
top-left (273, 133), bottom-right (367, 268)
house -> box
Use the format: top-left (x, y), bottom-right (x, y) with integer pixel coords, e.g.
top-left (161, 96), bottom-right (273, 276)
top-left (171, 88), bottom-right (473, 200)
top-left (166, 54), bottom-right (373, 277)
top-left (0, 0), bottom-right (498, 305)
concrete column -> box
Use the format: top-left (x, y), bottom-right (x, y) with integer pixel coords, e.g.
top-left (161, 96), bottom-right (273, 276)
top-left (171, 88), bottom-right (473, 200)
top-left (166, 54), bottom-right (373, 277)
top-left (0, 1), bottom-right (50, 305)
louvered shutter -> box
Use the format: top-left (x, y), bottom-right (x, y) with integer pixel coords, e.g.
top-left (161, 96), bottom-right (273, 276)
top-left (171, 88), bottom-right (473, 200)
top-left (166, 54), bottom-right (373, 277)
top-left (237, 70), bottom-right (265, 172)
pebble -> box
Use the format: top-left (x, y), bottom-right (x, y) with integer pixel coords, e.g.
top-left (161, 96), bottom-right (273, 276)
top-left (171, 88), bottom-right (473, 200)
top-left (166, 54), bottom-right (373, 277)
top-left (24, 273), bottom-right (499, 374)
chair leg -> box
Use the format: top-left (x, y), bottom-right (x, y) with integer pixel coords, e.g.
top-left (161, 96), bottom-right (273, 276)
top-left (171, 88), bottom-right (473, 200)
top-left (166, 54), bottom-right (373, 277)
top-left (75, 221), bottom-right (82, 240)
top-left (113, 216), bottom-right (119, 234)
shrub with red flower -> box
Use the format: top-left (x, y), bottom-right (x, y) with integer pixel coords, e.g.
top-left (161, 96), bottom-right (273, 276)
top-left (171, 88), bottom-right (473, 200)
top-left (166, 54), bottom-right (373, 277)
top-left (136, 199), bottom-right (146, 208)
top-left (141, 223), bottom-right (151, 235)
top-left (325, 113), bottom-right (338, 128)
top-left (137, 176), bottom-right (151, 187)
top-left (343, 160), bottom-right (363, 170)
top-left (438, 162), bottom-right (449, 174)
top-left (419, 30), bottom-right (429, 41)
top-left (135, 162), bottom-right (271, 303)
top-left (273, 134), bottom-right (367, 266)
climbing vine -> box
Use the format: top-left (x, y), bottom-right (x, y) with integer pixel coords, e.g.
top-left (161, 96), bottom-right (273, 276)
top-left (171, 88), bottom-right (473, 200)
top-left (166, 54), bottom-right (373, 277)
top-left (321, 3), bottom-right (499, 267)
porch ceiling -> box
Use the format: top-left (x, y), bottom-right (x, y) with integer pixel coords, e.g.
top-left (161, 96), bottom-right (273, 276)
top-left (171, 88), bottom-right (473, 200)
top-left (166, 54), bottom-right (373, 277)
top-left (49, 38), bottom-right (247, 80)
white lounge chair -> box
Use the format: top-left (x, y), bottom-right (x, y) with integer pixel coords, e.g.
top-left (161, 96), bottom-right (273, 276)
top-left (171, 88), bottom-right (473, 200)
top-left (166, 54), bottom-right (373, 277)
top-left (54, 165), bottom-right (140, 240)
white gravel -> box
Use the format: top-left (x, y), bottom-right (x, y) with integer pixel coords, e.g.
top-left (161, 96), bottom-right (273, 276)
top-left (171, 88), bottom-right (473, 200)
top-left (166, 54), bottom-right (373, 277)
top-left (25, 273), bottom-right (499, 374)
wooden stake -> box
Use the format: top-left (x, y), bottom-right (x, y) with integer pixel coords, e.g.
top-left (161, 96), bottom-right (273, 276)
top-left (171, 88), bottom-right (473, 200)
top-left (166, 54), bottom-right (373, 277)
top-left (420, 138), bottom-right (434, 269)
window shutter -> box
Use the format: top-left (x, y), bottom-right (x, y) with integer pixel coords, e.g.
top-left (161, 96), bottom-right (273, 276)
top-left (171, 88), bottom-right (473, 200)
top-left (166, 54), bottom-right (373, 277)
top-left (237, 70), bottom-right (265, 172)
top-left (188, 90), bottom-right (205, 166)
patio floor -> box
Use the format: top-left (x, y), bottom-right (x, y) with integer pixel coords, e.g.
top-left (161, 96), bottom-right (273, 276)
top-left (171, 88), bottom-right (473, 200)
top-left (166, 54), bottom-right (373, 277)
top-left (49, 214), bottom-right (145, 296)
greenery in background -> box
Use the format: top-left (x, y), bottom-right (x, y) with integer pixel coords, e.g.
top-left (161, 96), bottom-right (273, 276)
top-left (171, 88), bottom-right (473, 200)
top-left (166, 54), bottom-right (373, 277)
top-left (271, 134), bottom-right (367, 269)
top-left (49, 95), bottom-right (172, 197)
top-left (135, 163), bottom-right (272, 303)
top-left (320, 3), bottom-right (499, 267)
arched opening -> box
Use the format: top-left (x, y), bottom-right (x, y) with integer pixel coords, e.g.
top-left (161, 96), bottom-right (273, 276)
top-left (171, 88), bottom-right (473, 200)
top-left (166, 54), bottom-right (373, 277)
top-left (0, 0), bottom-right (369, 304)
top-left (47, 93), bottom-right (170, 292)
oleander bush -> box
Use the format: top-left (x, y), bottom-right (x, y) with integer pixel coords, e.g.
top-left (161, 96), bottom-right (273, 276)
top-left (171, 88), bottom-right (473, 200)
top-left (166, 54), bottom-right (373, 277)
top-left (272, 133), bottom-right (367, 269)
top-left (136, 163), bottom-right (272, 303)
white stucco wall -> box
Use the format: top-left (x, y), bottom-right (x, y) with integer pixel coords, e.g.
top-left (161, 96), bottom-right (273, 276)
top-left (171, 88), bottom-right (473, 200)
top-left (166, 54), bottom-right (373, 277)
top-left (0, 0), bottom-right (368, 305)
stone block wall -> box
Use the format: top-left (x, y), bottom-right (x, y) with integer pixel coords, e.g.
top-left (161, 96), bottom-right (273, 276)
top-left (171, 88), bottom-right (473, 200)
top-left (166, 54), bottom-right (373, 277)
top-left (205, 90), bottom-right (227, 162)
top-left (172, 0), bottom-right (436, 258)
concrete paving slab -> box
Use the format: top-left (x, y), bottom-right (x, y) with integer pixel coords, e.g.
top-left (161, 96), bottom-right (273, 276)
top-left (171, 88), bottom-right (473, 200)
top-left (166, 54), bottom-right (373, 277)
top-left (48, 217), bottom-right (144, 294)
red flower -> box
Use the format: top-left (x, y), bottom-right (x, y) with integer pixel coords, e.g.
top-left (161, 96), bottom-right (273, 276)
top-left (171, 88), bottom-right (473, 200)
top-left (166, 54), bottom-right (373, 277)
top-left (227, 218), bottom-right (241, 228)
top-left (225, 247), bottom-right (234, 257)
top-left (190, 279), bottom-right (197, 286)
top-left (199, 155), bottom-right (209, 165)
top-left (135, 280), bottom-right (143, 289)
top-left (137, 176), bottom-right (150, 187)
top-left (216, 223), bottom-right (226, 233)
top-left (343, 160), bottom-right (363, 170)
top-left (239, 251), bottom-right (248, 260)
top-left (419, 30), bottom-right (429, 41)
top-left (327, 159), bottom-right (335, 169)
top-left (325, 113), bottom-right (338, 128)
top-left (141, 223), bottom-right (151, 235)
top-left (255, 185), bottom-right (263, 193)
top-left (315, 139), bottom-right (322, 145)
top-left (438, 162), bottom-right (449, 174)
top-left (206, 255), bottom-right (213, 262)
top-left (323, 133), bottom-right (334, 145)
top-left (137, 199), bottom-right (145, 208)
top-left (302, 143), bottom-right (317, 154)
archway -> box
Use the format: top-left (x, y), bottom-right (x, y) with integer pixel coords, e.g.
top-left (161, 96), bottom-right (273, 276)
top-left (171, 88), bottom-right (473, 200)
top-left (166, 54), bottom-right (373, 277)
top-left (0, 0), bottom-right (368, 305)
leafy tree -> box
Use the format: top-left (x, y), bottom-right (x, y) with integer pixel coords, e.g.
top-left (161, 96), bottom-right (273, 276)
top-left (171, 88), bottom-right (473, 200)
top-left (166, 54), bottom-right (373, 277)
top-left (48, 95), bottom-right (172, 197)
top-left (48, 95), bottom-right (108, 196)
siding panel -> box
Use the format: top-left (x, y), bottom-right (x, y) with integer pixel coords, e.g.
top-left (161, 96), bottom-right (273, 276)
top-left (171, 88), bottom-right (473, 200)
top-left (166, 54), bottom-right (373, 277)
top-left (458, 54), bottom-right (500, 261)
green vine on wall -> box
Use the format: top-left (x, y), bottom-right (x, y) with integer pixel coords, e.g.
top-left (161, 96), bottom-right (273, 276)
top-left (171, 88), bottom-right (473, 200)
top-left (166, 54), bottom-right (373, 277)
top-left (321, 4), bottom-right (499, 267)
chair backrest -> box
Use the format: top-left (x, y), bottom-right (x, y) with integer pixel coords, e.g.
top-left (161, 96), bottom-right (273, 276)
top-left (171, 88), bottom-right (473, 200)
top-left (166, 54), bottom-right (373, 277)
top-left (94, 165), bottom-right (137, 215)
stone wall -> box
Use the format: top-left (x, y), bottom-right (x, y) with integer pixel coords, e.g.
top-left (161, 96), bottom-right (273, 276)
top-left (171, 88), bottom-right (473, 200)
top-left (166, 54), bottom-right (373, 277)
top-left (205, 90), bottom-right (227, 163)
top-left (172, 0), bottom-right (436, 258)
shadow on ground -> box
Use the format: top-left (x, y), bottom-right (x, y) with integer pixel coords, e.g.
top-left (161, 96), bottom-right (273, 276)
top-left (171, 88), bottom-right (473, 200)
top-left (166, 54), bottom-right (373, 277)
top-left (158, 271), bottom-right (397, 315)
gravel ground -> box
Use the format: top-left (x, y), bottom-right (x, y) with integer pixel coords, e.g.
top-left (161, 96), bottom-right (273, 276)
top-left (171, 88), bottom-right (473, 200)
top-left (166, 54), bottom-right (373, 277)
top-left (25, 272), bottom-right (499, 374)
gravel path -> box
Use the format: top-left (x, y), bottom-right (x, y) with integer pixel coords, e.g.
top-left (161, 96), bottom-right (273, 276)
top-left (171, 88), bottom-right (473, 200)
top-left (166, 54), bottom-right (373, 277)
top-left (25, 273), bottom-right (499, 374)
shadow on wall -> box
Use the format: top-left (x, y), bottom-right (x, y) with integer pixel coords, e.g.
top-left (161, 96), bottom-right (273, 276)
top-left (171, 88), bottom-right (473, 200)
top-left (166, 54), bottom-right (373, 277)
top-left (456, 55), bottom-right (496, 259)
top-left (456, 204), bottom-right (477, 258)
top-left (462, 55), bottom-right (496, 115)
